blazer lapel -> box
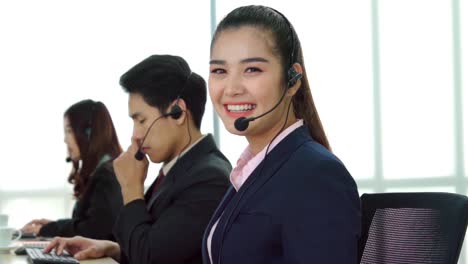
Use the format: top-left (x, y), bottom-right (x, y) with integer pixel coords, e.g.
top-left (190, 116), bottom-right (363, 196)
top-left (146, 134), bottom-right (219, 212)
top-left (202, 187), bottom-right (236, 262)
top-left (144, 180), bottom-right (155, 203)
top-left (146, 175), bottom-right (174, 211)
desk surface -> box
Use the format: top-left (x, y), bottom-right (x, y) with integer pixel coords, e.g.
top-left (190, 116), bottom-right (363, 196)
top-left (0, 252), bottom-right (118, 264)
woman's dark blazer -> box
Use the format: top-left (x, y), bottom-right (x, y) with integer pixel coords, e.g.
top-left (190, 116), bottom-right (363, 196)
top-left (39, 161), bottom-right (123, 240)
top-left (203, 126), bottom-right (361, 264)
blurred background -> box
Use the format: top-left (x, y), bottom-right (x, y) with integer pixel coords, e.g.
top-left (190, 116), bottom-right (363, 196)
top-left (0, 0), bottom-right (466, 262)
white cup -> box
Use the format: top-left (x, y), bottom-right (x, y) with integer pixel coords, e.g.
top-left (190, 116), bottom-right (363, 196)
top-left (0, 214), bottom-right (8, 227)
top-left (0, 227), bottom-right (21, 247)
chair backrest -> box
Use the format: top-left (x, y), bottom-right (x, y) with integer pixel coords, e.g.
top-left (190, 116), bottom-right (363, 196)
top-left (358, 192), bottom-right (468, 264)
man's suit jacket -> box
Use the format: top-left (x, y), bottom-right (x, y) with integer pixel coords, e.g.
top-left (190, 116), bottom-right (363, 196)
top-left (202, 126), bottom-right (361, 264)
top-left (39, 161), bottom-right (123, 240)
top-left (114, 135), bottom-right (231, 264)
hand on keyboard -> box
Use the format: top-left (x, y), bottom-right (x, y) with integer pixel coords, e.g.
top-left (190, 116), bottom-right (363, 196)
top-left (44, 236), bottom-right (120, 261)
top-left (26, 247), bottom-right (79, 264)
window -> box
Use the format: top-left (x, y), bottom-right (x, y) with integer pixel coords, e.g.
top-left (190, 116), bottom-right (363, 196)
top-left (379, 0), bottom-right (454, 179)
top-left (0, 0), bottom-right (211, 226)
top-left (216, 1), bottom-right (375, 180)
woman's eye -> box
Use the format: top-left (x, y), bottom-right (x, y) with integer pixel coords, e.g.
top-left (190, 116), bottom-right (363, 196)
top-left (246, 67), bottom-right (261, 73)
top-left (139, 119), bottom-right (146, 125)
top-left (211, 68), bottom-right (226, 74)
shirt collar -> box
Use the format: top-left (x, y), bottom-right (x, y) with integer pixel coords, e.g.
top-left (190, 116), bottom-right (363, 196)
top-left (162, 134), bottom-right (207, 176)
top-left (230, 119), bottom-right (304, 190)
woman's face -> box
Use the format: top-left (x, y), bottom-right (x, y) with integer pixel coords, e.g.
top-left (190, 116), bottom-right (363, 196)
top-left (64, 116), bottom-right (81, 161)
top-left (209, 26), bottom-right (292, 139)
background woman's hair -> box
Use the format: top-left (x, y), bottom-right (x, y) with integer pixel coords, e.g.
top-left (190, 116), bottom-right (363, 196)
top-left (212, 5), bottom-right (331, 150)
top-left (64, 99), bottom-right (122, 199)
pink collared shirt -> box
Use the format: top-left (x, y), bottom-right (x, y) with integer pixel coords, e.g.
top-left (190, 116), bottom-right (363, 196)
top-left (207, 119), bottom-right (304, 263)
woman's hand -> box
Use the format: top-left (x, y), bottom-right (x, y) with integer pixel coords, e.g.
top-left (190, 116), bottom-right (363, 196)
top-left (21, 218), bottom-right (52, 235)
top-left (44, 236), bottom-right (121, 261)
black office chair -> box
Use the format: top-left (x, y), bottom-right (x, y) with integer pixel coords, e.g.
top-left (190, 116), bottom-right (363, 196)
top-left (358, 192), bottom-right (468, 264)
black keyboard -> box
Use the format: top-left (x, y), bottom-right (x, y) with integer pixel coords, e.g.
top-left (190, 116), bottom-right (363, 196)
top-left (26, 248), bottom-right (79, 264)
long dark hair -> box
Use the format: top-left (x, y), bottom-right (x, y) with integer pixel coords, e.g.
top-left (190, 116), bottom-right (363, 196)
top-left (211, 5), bottom-right (331, 150)
top-left (64, 99), bottom-right (122, 199)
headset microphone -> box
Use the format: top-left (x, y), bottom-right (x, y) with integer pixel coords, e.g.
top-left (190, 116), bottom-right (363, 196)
top-left (134, 149), bottom-right (145, 161)
top-left (66, 157), bottom-right (72, 163)
top-left (233, 117), bottom-right (254, 132)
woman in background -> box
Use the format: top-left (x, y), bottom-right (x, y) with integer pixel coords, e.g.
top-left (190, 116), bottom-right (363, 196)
top-left (203, 5), bottom-right (360, 263)
top-left (22, 99), bottom-right (123, 240)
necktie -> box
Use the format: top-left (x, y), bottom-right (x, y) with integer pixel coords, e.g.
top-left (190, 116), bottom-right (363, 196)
top-left (151, 169), bottom-right (165, 197)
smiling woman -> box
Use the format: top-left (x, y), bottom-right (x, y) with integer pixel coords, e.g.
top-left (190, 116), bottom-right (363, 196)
top-left (204, 5), bottom-right (360, 264)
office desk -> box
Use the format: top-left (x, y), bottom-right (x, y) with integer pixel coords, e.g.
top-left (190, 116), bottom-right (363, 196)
top-left (0, 252), bottom-right (118, 264)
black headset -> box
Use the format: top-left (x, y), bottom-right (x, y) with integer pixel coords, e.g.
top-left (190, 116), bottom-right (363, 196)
top-left (164, 71), bottom-right (193, 119)
top-left (278, 8), bottom-right (303, 89)
top-left (165, 97), bottom-right (183, 119)
top-left (162, 102), bottom-right (183, 119)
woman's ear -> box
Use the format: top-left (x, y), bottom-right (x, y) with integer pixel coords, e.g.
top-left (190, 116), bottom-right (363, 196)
top-left (286, 63), bottom-right (303, 97)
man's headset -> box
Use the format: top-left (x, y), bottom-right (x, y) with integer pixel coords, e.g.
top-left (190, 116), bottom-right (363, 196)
top-left (134, 73), bottom-right (192, 161)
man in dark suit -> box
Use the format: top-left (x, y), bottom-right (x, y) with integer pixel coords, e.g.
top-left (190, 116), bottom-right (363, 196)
top-left (45, 55), bottom-right (231, 264)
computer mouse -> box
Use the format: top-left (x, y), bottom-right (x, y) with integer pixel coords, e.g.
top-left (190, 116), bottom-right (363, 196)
top-left (14, 246), bottom-right (27, 255)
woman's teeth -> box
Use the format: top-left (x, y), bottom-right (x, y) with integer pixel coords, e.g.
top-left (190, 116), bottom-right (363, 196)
top-left (227, 104), bottom-right (256, 112)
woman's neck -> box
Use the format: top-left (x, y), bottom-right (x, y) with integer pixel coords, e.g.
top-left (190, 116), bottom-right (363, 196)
top-left (246, 109), bottom-right (298, 155)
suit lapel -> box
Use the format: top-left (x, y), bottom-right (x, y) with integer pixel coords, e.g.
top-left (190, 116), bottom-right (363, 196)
top-left (144, 180), bottom-right (156, 203)
top-left (206, 187), bottom-right (236, 230)
top-left (146, 174), bottom-right (174, 211)
top-left (146, 135), bottom-right (219, 212)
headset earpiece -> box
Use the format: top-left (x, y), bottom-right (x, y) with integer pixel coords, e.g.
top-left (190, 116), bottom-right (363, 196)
top-left (84, 100), bottom-right (96, 140)
top-left (287, 67), bottom-right (303, 88)
top-left (168, 104), bottom-right (183, 119)
top-left (85, 127), bottom-right (92, 139)
top-left (167, 72), bottom-right (192, 120)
